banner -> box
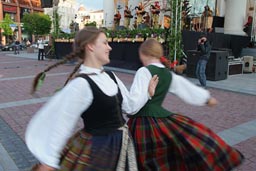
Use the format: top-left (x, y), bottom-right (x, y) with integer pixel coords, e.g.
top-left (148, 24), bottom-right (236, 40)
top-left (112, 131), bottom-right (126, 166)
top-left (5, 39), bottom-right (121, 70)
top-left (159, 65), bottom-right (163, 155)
top-left (3, 5), bottom-right (17, 13)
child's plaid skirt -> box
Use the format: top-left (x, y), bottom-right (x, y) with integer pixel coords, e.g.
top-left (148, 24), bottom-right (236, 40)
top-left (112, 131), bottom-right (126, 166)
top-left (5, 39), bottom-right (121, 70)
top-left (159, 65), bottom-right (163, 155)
top-left (58, 125), bottom-right (138, 171)
top-left (127, 114), bottom-right (244, 171)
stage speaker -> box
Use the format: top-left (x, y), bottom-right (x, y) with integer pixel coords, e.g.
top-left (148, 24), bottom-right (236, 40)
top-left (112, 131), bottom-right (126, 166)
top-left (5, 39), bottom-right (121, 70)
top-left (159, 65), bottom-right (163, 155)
top-left (212, 16), bottom-right (224, 28)
top-left (186, 50), bottom-right (228, 81)
top-left (41, 0), bottom-right (53, 8)
top-left (243, 56), bottom-right (253, 72)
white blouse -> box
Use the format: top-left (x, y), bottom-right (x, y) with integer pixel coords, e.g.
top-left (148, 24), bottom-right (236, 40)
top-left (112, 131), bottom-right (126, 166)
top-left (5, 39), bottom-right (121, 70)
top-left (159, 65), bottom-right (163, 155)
top-left (25, 63), bottom-right (210, 168)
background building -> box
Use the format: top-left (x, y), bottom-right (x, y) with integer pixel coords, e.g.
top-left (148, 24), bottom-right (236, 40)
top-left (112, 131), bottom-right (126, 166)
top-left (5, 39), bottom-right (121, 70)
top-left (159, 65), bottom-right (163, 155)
top-left (44, 1), bottom-right (103, 33)
top-left (88, 9), bottom-right (103, 27)
top-left (0, 0), bottom-right (44, 45)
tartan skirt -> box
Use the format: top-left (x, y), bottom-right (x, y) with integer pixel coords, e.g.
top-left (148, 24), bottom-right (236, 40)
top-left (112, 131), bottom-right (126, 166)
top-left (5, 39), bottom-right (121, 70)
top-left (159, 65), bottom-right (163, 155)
top-left (127, 114), bottom-right (244, 171)
top-left (58, 126), bottom-right (138, 171)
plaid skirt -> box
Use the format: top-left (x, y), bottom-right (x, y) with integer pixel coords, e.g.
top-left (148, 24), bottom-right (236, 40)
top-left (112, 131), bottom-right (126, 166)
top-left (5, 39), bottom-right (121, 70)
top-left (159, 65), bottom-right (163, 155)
top-left (58, 125), bottom-right (138, 171)
top-left (127, 114), bottom-right (244, 171)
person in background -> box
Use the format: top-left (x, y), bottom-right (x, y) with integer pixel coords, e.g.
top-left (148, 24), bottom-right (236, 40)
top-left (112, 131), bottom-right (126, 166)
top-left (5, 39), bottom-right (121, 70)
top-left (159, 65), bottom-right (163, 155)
top-left (124, 5), bottom-right (132, 28)
top-left (150, 1), bottom-right (161, 29)
top-left (14, 39), bottom-right (20, 55)
top-left (127, 38), bottom-right (244, 171)
top-left (37, 37), bottom-right (45, 60)
top-left (136, 2), bottom-right (145, 28)
top-left (114, 10), bottom-right (121, 29)
top-left (26, 27), bottom-right (158, 171)
top-left (196, 35), bottom-right (211, 88)
top-left (201, 5), bottom-right (213, 32)
top-left (143, 12), bottom-right (151, 27)
top-left (202, 5), bottom-right (213, 18)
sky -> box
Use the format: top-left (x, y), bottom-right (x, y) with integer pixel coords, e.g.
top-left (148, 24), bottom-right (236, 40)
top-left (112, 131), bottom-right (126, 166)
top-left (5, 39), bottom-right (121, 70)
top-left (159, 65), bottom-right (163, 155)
top-left (76, 0), bottom-right (103, 10)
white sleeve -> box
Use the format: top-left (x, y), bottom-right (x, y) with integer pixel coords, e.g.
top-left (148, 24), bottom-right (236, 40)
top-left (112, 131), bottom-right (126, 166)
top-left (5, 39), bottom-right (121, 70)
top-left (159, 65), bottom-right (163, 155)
top-left (114, 68), bottom-right (151, 115)
top-left (25, 78), bottom-right (93, 168)
top-left (169, 72), bottom-right (211, 106)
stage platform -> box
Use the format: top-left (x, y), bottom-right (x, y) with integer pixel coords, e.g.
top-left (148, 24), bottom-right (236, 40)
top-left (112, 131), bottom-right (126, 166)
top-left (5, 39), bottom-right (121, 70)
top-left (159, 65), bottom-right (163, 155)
top-left (54, 31), bottom-right (251, 74)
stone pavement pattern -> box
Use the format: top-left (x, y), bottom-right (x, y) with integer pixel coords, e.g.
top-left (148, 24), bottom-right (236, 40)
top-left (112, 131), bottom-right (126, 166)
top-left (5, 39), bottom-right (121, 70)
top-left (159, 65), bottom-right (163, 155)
top-left (0, 51), bottom-right (256, 170)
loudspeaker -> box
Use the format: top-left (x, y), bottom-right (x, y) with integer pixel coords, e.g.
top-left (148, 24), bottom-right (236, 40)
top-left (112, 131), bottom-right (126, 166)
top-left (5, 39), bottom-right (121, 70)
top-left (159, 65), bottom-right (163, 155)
top-left (41, 0), bottom-right (53, 8)
top-left (212, 16), bottom-right (224, 28)
top-left (243, 56), bottom-right (253, 72)
top-left (186, 50), bottom-right (228, 81)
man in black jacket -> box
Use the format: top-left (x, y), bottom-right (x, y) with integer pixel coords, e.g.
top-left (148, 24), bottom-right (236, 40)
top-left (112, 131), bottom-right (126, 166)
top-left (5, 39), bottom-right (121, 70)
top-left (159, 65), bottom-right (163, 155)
top-left (196, 35), bottom-right (211, 88)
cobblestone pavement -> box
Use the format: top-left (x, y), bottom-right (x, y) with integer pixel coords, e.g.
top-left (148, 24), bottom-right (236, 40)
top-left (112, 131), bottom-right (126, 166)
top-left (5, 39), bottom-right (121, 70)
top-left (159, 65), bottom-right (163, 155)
top-left (0, 51), bottom-right (255, 170)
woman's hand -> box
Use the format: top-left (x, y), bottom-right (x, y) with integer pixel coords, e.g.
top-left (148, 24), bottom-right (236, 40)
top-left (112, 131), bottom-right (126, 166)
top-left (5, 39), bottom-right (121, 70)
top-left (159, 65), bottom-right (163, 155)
top-left (207, 97), bottom-right (218, 107)
top-left (148, 75), bottom-right (159, 98)
top-left (32, 163), bottom-right (56, 171)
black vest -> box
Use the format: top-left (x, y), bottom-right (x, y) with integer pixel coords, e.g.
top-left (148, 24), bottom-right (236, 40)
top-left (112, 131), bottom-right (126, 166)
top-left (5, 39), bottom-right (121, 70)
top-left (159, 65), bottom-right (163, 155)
top-left (78, 71), bottom-right (125, 135)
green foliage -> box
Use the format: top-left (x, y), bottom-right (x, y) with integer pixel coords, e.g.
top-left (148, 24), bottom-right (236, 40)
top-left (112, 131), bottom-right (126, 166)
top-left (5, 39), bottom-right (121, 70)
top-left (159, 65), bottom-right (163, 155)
top-left (0, 14), bottom-right (14, 37)
top-left (85, 21), bottom-right (97, 27)
top-left (105, 28), bottom-right (165, 39)
top-left (52, 9), bottom-right (61, 39)
top-left (22, 12), bottom-right (52, 36)
top-left (58, 32), bottom-right (76, 40)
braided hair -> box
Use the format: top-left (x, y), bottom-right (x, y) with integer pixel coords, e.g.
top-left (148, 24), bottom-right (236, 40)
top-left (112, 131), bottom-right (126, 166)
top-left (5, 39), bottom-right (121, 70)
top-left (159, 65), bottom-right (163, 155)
top-left (31, 26), bottom-right (104, 94)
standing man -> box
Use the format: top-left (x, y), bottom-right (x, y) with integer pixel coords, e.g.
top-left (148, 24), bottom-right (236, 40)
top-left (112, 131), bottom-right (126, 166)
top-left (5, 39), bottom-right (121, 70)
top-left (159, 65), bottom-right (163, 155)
top-left (124, 5), bottom-right (132, 28)
top-left (114, 10), bottom-right (121, 29)
top-left (150, 1), bottom-right (161, 29)
top-left (201, 5), bottom-right (213, 32)
top-left (136, 2), bottom-right (145, 28)
top-left (37, 37), bottom-right (45, 61)
top-left (196, 35), bottom-right (211, 88)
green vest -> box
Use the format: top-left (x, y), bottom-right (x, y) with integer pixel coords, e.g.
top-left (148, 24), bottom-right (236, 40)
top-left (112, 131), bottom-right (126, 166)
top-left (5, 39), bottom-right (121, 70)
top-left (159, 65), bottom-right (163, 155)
top-left (132, 65), bottom-right (173, 118)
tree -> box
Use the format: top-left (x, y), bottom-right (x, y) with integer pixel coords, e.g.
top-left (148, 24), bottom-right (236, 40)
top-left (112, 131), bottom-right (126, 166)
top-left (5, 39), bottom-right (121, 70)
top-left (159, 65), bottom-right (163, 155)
top-left (0, 14), bottom-right (15, 43)
top-left (22, 12), bottom-right (52, 37)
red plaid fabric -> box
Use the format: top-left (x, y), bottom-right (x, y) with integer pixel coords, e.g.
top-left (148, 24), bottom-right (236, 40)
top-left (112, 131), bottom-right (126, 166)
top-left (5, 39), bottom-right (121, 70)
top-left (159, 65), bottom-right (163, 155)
top-left (127, 114), bottom-right (244, 171)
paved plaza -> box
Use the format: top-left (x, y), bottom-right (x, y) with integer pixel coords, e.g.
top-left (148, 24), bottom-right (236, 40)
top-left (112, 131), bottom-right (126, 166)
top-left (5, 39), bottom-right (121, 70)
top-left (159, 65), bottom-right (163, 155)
top-left (0, 50), bottom-right (255, 171)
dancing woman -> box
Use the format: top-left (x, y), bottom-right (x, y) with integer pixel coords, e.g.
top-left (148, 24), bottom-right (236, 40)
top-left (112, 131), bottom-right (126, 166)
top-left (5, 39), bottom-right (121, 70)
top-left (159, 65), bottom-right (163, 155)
top-left (128, 38), bottom-right (244, 171)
